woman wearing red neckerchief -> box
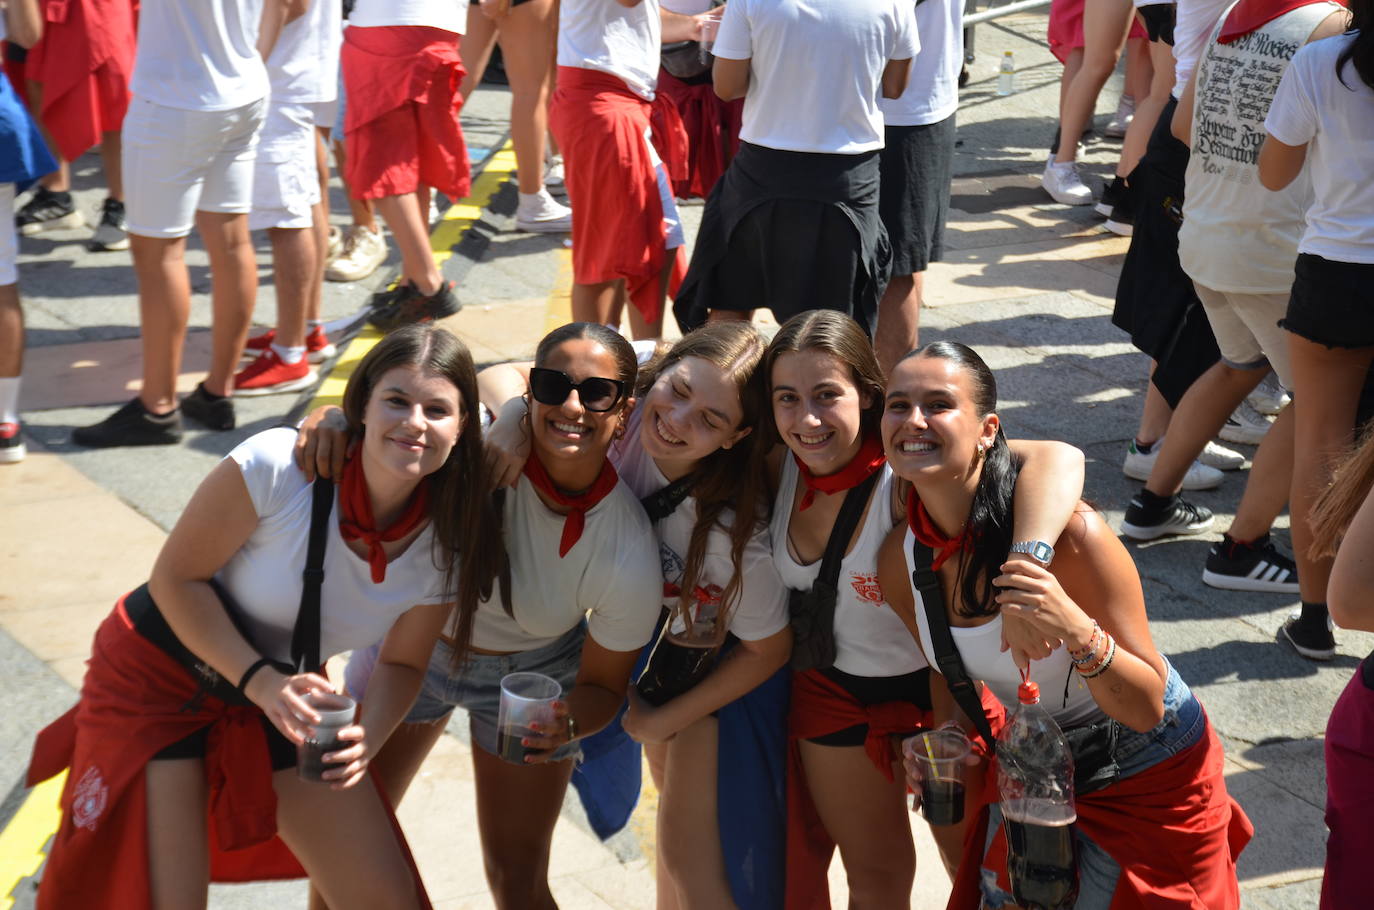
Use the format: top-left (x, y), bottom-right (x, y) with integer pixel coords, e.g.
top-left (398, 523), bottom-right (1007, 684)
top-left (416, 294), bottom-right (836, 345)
top-left (876, 342), bottom-right (1251, 909)
top-left (318, 323), bottom-right (662, 910)
top-left (27, 325), bottom-right (496, 909)
top-left (761, 311), bottom-right (1087, 909)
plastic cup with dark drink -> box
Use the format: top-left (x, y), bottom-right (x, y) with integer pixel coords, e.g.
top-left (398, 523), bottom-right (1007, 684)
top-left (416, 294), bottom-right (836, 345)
top-left (902, 728), bottom-right (971, 826)
top-left (497, 672), bottom-right (562, 765)
top-left (296, 691), bottom-right (357, 783)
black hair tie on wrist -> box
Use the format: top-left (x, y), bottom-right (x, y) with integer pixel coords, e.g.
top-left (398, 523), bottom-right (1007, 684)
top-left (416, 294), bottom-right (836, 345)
top-left (238, 657), bottom-right (277, 695)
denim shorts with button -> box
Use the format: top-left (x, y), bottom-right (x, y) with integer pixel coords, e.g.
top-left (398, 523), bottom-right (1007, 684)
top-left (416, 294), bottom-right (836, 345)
top-left (345, 623), bottom-right (586, 763)
top-left (980, 659), bottom-right (1206, 909)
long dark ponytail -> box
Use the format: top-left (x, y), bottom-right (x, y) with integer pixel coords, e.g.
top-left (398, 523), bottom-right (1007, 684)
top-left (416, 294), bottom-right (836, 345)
top-left (1336, 0), bottom-right (1373, 90)
top-left (902, 342), bottom-right (1022, 619)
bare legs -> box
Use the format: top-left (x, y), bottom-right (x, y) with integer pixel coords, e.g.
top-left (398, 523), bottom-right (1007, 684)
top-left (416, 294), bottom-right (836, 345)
top-left (1116, 39), bottom-right (1174, 179)
top-left (0, 283), bottom-right (21, 379)
top-left (265, 226), bottom-right (315, 350)
top-left (876, 272), bottom-right (923, 376)
top-left (374, 194), bottom-right (442, 295)
top-left (650, 719), bottom-right (737, 910)
top-left (1054, 0), bottom-right (1136, 164)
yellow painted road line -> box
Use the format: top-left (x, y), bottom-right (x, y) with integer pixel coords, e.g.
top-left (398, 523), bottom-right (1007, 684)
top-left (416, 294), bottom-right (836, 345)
top-left (0, 772), bottom-right (65, 909)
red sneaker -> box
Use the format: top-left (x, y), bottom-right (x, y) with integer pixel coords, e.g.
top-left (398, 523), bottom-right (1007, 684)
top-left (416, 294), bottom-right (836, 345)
top-left (0, 421), bottom-right (25, 464)
top-left (233, 349), bottom-right (318, 397)
top-left (242, 326), bottom-right (337, 363)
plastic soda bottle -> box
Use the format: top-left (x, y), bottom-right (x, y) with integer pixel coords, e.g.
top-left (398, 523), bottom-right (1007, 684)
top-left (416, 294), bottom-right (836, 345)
top-left (998, 51), bottom-right (1016, 96)
top-left (996, 677), bottom-right (1079, 910)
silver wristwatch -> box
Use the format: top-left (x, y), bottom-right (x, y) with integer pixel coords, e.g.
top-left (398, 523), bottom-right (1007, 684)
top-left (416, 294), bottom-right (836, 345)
top-left (1009, 540), bottom-right (1055, 566)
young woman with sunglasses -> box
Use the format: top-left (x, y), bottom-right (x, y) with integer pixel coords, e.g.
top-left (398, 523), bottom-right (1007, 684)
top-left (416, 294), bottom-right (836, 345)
top-left (480, 322), bottom-right (793, 909)
top-left (301, 322), bottom-right (662, 910)
top-left (28, 325), bottom-right (495, 909)
top-left (878, 341), bottom-right (1249, 909)
top-left (761, 311), bottom-right (1086, 907)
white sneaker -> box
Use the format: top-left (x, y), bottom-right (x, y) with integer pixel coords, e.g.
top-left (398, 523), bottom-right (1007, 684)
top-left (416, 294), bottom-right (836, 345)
top-left (544, 154), bottom-right (565, 187)
top-left (1248, 372), bottom-right (1291, 416)
top-left (324, 225), bottom-right (344, 264)
top-left (515, 189), bottom-right (573, 233)
top-left (1104, 95), bottom-right (1135, 139)
top-left (1042, 158), bottom-right (1094, 206)
top-left (1199, 440), bottom-right (1246, 471)
top-left (325, 225), bottom-right (388, 283)
top-left (1122, 438), bottom-right (1223, 491)
top-left (1219, 401), bottom-right (1273, 446)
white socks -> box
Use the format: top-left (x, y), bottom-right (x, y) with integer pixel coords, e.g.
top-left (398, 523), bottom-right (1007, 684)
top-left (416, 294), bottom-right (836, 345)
top-left (0, 375), bottom-right (20, 425)
top-left (271, 343), bottom-right (306, 365)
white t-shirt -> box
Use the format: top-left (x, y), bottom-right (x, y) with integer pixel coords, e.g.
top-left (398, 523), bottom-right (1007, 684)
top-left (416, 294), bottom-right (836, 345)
top-left (268, 0), bottom-right (343, 103)
top-left (1179, 3), bottom-right (1342, 292)
top-left (348, 0), bottom-right (465, 33)
top-left (558, 0), bottom-right (662, 101)
top-left (907, 529), bottom-right (1103, 727)
top-left (131, 0), bottom-right (270, 111)
top-left (470, 474), bottom-right (663, 652)
top-left (612, 409), bottom-right (790, 643)
top-left (1172, 0), bottom-right (1233, 99)
top-left (1265, 32), bottom-right (1374, 264)
top-left (663, 0), bottom-right (713, 12)
top-left (218, 429), bottom-right (447, 664)
top-left (714, 0), bottom-right (919, 153)
top-left (770, 459), bottom-right (927, 677)
top-left (881, 0), bottom-right (962, 127)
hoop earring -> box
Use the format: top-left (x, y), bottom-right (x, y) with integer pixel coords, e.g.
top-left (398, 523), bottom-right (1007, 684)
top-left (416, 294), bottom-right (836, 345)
top-left (976, 443), bottom-right (986, 459)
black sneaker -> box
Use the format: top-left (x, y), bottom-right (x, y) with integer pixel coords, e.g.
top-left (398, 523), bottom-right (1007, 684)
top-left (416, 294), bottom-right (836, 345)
top-left (17, 187), bottom-right (83, 236)
top-left (0, 420), bottom-right (25, 463)
top-left (1281, 611), bottom-right (1336, 661)
top-left (181, 382), bottom-right (236, 431)
top-left (1095, 175), bottom-right (1129, 217)
top-left (1121, 494), bottom-right (1213, 541)
top-left (1105, 201), bottom-right (1135, 237)
top-left (88, 198), bottom-right (129, 252)
top-left (72, 398), bottom-right (182, 448)
top-left (1202, 534), bottom-right (1299, 593)
top-left (368, 280), bottom-right (461, 332)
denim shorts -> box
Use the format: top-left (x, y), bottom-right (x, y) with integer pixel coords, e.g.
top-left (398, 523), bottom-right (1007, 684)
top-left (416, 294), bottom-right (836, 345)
top-left (980, 660), bottom-right (1206, 909)
top-left (345, 624), bottom-right (586, 763)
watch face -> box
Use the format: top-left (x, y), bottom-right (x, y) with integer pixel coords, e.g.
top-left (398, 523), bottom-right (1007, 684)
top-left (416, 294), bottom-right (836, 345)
top-left (1032, 541), bottom-right (1053, 563)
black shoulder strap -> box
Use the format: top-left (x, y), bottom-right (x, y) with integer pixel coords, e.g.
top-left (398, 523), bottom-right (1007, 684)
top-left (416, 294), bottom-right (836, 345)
top-left (818, 472), bottom-right (881, 589)
top-left (641, 474), bottom-right (695, 524)
top-left (912, 536), bottom-right (996, 753)
top-left (291, 476), bottom-right (334, 673)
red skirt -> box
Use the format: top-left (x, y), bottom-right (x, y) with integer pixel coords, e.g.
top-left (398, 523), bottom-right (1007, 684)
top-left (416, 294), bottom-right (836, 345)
top-left (1322, 661), bottom-right (1374, 908)
top-left (1047, 0), bottom-right (1148, 64)
top-left (342, 25), bottom-right (470, 201)
top-left (24, 0), bottom-right (135, 160)
top-left (656, 69), bottom-right (742, 200)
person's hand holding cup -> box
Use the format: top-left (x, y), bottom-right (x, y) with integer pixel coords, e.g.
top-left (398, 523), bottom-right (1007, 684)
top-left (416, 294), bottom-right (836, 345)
top-left (901, 727), bottom-right (972, 825)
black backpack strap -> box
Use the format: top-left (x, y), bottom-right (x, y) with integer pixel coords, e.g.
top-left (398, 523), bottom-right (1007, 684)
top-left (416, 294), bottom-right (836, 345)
top-left (819, 472), bottom-right (880, 589)
top-left (640, 474), bottom-right (696, 523)
top-left (291, 476), bottom-right (334, 673)
top-left (912, 536), bottom-right (996, 753)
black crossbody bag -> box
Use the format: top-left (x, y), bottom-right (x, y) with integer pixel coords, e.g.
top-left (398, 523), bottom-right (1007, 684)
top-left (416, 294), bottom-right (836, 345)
top-left (912, 537), bottom-right (1121, 793)
top-left (788, 472), bottom-right (880, 672)
top-left (125, 476), bottom-right (335, 707)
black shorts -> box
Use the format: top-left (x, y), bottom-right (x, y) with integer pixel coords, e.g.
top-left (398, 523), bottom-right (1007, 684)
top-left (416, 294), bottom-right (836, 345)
top-left (806, 666), bottom-right (933, 747)
top-left (152, 717), bottom-right (298, 771)
top-left (1282, 253), bottom-right (1374, 349)
top-left (879, 115), bottom-right (955, 275)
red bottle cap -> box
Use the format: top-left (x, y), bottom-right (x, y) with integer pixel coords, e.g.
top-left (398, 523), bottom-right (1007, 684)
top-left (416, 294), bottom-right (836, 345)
top-left (1018, 680), bottom-right (1041, 704)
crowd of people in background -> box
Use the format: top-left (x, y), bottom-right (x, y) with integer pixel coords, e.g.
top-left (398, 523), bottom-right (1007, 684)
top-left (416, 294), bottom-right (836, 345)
top-left (2, 0), bottom-right (1373, 907)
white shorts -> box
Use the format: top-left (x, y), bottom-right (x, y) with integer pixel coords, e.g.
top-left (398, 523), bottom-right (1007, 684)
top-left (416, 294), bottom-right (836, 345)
top-left (123, 96), bottom-right (267, 238)
top-left (1193, 282), bottom-right (1293, 389)
top-left (0, 183), bottom-right (15, 287)
top-left (249, 102), bottom-right (320, 231)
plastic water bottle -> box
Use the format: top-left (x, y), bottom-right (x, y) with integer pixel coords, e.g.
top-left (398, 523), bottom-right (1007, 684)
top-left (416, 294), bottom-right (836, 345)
top-left (997, 51), bottom-right (1016, 96)
top-left (996, 678), bottom-right (1079, 910)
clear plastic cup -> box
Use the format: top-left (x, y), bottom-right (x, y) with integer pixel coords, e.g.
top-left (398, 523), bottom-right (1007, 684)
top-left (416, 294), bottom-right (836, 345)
top-left (497, 672), bottom-right (562, 765)
top-left (698, 13), bottom-right (722, 64)
top-left (296, 691), bottom-right (357, 783)
top-left (902, 728), bottom-right (971, 825)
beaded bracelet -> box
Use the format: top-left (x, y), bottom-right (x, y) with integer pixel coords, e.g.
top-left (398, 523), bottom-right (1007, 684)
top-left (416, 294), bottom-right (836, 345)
top-left (1074, 632), bottom-right (1114, 676)
top-left (1078, 636), bottom-right (1118, 679)
top-left (1069, 621), bottom-right (1103, 664)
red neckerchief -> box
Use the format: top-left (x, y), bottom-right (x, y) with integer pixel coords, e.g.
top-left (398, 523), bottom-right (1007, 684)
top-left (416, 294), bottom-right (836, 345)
top-left (338, 454), bottom-right (431, 584)
top-left (794, 432), bottom-right (887, 511)
top-left (523, 449), bottom-right (620, 557)
top-left (1218, 0), bottom-right (1332, 42)
top-left (906, 489), bottom-right (968, 571)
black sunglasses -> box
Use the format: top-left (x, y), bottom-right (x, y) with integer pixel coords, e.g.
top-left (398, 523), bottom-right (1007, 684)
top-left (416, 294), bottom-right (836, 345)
top-left (529, 367), bottom-right (627, 413)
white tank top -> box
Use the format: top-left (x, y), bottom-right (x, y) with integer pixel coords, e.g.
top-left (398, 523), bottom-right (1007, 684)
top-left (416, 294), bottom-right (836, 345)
top-left (906, 527), bottom-right (1104, 727)
top-left (771, 458), bottom-right (927, 677)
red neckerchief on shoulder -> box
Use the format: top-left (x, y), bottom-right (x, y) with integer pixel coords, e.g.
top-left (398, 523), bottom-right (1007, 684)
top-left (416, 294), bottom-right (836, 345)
top-left (1218, 0), bottom-right (1333, 43)
top-left (523, 449), bottom-right (620, 557)
top-left (338, 452), bottom-right (431, 584)
top-left (794, 432), bottom-right (886, 511)
top-left (906, 488), bottom-right (968, 571)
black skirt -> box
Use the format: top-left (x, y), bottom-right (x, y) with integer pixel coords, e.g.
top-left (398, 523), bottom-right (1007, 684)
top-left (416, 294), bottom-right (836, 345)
top-left (1111, 96), bottom-right (1219, 408)
top-left (879, 115), bottom-right (956, 275)
top-left (673, 141), bottom-right (892, 336)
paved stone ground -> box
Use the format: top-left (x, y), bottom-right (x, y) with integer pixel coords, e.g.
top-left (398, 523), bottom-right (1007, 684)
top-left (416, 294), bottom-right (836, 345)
top-left (0, 12), bottom-right (1356, 909)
